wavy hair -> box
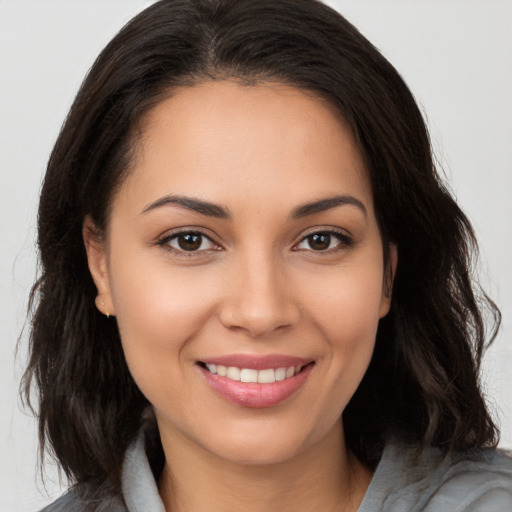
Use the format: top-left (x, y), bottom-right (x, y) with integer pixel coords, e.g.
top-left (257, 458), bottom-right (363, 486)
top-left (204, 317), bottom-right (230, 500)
top-left (22, 0), bottom-right (500, 499)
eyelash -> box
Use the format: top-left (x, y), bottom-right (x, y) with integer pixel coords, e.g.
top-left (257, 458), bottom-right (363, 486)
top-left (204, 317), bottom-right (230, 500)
top-left (156, 228), bottom-right (354, 256)
top-left (156, 230), bottom-right (221, 256)
top-left (294, 229), bottom-right (354, 253)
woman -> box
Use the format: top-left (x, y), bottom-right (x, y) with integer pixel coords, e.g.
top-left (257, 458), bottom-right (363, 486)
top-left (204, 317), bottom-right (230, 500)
top-left (22, 0), bottom-right (512, 510)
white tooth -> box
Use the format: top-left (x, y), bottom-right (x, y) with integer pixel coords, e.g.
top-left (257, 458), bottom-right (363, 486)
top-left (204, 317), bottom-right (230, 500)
top-left (240, 368), bottom-right (258, 383)
top-left (226, 366), bottom-right (241, 381)
top-left (285, 366), bottom-right (295, 378)
top-left (295, 366), bottom-right (301, 374)
top-left (275, 367), bottom-right (286, 381)
top-left (258, 369), bottom-right (276, 383)
top-left (217, 365), bottom-right (227, 377)
top-left (205, 363), bottom-right (217, 374)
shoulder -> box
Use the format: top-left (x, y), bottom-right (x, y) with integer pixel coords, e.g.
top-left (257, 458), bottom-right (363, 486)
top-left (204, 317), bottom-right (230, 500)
top-left (360, 442), bottom-right (512, 512)
top-left (38, 486), bottom-right (127, 512)
top-left (430, 448), bottom-right (512, 511)
top-left (38, 424), bottom-right (164, 512)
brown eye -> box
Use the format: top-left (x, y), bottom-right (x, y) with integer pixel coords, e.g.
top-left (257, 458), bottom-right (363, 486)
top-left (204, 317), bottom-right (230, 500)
top-left (164, 232), bottom-right (217, 252)
top-left (295, 230), bottom-right (353, 252)
top-left (177, 233), bottom-right (203, 251)
top-left (307, 233), bottom-right (332, 251)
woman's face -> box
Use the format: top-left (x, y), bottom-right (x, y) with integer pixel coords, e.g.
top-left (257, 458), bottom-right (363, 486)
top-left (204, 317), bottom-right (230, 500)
top-left (86, 81), bottom-right (395, 465)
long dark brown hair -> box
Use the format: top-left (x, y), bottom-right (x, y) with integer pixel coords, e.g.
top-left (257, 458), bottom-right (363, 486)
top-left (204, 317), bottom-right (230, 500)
top-left (22, 0), bottom-right (500, 500)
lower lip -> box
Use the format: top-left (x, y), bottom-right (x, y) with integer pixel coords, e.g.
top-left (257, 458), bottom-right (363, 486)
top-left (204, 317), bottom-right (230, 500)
top-left (199, 364), bottom-right (314, 408)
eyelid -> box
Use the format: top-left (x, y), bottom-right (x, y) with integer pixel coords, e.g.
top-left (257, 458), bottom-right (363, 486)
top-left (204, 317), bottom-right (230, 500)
top-left (292, 227), bottom-right (354, 252)
top-left (156, 227), bottom-right (223, 254)
top-left (154, 226), bottom-right (353, 255)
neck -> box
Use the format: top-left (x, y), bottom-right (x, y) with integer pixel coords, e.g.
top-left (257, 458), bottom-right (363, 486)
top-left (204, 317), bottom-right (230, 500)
top-left (157, 419), bottom-right (372, 512)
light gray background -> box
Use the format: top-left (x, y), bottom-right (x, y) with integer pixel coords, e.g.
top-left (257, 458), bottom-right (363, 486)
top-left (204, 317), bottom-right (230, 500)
top-left (1, 1), bottom-right (511, 510)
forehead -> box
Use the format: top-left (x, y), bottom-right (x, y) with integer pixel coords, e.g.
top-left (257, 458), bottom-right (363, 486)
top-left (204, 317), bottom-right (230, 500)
top-left (116, 80), bottom-right (373, 217)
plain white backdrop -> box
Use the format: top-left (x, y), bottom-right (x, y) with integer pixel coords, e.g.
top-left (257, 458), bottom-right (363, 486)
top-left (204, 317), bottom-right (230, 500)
top-left (1, 1), bottom-right (511, 510)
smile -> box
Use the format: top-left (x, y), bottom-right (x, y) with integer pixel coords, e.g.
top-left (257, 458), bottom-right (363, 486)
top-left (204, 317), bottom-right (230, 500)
top-left (198, 357), bottom-right (315, 408)
top-left (204, 364), bottom-right (301, 383)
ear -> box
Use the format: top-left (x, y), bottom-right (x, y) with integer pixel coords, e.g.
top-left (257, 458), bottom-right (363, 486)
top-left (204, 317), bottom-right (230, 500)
top-left (379, 243), bottom-right (398, 318)
top-left (83, 215), bottom-right (115, 317)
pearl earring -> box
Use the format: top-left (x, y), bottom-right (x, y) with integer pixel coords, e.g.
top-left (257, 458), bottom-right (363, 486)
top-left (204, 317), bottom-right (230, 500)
top-left (99, 301), bottom-right (110, 318)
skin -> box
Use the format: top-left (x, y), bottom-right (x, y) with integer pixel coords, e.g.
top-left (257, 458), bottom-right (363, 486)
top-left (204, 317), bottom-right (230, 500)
top-left (85, 81), bottom-right (397, 512)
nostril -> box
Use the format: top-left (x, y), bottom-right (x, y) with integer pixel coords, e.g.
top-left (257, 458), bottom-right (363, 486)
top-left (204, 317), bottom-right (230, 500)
top-left (218, 302), bottom-right (300, 338)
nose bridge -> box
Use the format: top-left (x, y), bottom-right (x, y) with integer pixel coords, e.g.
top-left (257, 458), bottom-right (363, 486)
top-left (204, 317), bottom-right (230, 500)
top-left (219, 245), bottom-right (299, 337)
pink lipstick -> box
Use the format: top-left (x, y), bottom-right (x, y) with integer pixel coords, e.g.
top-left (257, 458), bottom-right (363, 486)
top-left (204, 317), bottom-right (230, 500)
top-left (197, 355), bottom-right (314, 408)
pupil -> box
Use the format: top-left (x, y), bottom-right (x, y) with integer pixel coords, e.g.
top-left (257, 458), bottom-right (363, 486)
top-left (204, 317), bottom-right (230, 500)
top-left (309, 233), bottom-right (330, 250)
top-left (178, 233), bottom-right (201, 251)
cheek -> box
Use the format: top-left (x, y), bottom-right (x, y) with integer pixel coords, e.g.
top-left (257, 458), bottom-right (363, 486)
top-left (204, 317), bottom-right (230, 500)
top-left (106, 251), bottom-right (217, 401)
top-left (304, 258), bottom-right (385, 387)
top-left (310, 260), bottom-right (385, 340)
top-left (110, 240), bottom-right (218, 336)
top-left (112, 270), bottom-right (198, 346)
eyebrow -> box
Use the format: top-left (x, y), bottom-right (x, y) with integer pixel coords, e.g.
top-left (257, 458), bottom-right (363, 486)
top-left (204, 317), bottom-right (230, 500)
top-left (290, 195), bottom-right (367, 219)
top-left (141, 193), bottom-right (366, 220)
top-left (141, 194), bottom-right (230, 218)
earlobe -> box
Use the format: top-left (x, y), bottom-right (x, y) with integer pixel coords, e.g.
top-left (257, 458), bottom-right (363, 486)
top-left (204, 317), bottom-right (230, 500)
top-left (379, 243), bottom-right (398, 318)
top-left (83, 216), bottom-right (115, 317)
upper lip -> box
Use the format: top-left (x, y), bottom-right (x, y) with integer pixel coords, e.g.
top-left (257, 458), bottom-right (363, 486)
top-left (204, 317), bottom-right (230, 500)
top-left (198, 354), bottom-right (313, 370)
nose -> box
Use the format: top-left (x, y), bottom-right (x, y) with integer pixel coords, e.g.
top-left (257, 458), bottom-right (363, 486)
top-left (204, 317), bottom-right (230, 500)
top-left (218, 250), bottom-right (300, 338)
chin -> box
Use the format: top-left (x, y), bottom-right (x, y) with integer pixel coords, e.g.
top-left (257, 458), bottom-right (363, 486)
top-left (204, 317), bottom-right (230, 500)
top-left (195, 414), bottom-right (332, 467)
top-left (209, 435), bottom-right (308, 466)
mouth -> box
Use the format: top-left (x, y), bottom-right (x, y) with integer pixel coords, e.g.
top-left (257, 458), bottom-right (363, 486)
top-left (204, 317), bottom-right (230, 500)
top-left (198, 362), bottom-right (309, 383)
top-left (196, 357), bottom-right (315, 408)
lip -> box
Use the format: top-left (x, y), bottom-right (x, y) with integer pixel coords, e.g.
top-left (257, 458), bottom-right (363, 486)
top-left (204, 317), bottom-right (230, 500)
top-left (197, 356), bottom-right (315, 408)
top-left (199, 354), bottom-right (311, 370)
